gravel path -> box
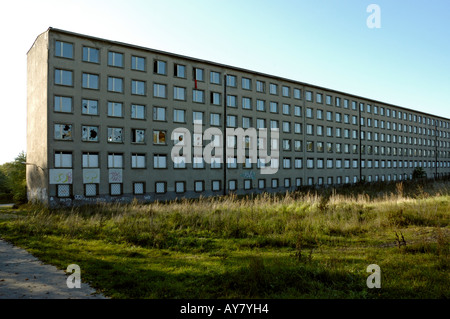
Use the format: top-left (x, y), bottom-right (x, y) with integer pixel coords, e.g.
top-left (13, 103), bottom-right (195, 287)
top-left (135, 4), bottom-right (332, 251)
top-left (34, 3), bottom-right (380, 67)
top-left (0, 239), bottom-right (107, 299)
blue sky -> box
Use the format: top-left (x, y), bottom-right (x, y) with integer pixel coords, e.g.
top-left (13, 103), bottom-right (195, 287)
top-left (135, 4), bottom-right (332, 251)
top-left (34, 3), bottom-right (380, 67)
top-left (0, 0), bottom-right (449, 164)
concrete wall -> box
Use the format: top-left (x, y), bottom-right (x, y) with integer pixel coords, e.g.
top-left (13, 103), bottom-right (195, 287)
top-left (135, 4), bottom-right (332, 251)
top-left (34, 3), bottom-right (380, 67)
top-left (26, 30), bottom-right (49, 204)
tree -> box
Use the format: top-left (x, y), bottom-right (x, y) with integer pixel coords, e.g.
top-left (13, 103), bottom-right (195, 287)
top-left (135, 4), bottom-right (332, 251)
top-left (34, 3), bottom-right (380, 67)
top-left (412, 167), bottom-right (427, 180)
top-left (0, 151), bottom-right (27, 204)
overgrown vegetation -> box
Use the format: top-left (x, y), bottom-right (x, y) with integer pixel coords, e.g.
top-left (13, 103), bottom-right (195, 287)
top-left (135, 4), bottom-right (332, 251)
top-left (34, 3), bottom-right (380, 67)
top-left (0, 151), bottom-right (27, 204)
top-left (0, 179), bottom-right (448, 299)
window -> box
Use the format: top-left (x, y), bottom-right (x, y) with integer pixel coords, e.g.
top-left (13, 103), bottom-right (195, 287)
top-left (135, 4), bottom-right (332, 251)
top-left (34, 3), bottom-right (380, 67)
top-left (81, 126), bottom-right (99, 142)
top-left (294, 140), bottom-right (302, 152)
top-left (107, 127), bottom-right (123, 143)
top-left (130, 154), bottom-right (146, 169)
top-left (242, 97), bottom-right (252, 110)
top-left (283, 158), bottom-right (291, 169)
top-left (173, 156), bottom-right (186, 169)
top-left (294, 88), bottom-right (301, 99)
top-left (193, 89), bottom-right (205, 103)
top-left (154, 60), bottom-right (167, 75)
top-left (174, 64), bottom-right (186, 78)
top-left (153, 130), bottom-right (166, 145)
top-left (131, 104), bottom-right (145, 119)
top-left (317, 158), bottom-right (324, 169)
top-left (227, 95), bottom-right (237, 107)
top-left (153, 83), bottom-right (166, 98)
top-left (270, 120), bottom-right (279, 129)
top-left (242, 77), bottom-right (252, 90)
top-left (55, 41), bottom-right (73, 59)
top-left (307, 158), bottom-right (314, 169)
top-left (155, 182), bottom-right (167, 194)
top-left (153, 106), bottom-right (166, 121)
top-left (131, 80), bottom-right (146, 95)
top-left (294, 158), bottom-right (303, 169)
top-left (294, 105), bottom-right (302, 117)
top-left (134, 182), bottom-right (145, 195)
top-left (193, 157), bottom-right (204, 169)
top-left (272, 179), bottom-right (279, 188)
top-left (283, 139), bottom-right (291, 151)
top-left (211, 92), bottom-right (221, 105)
top-left (193, 67), bottom-right (204, 81)
top-left (81, 153), bottom-right (99, 168)
top-left (108, 102), bottom-right (123, 117)
top-left (256, 100), bottom-right (265, 111)
top-left (210, 113), bottom-right (220, 126)
top-left (256, 80), bottom-right (265, 93)
top-left (226, 75), bottom-right (237, 87)
top-left (175, 181), bottom-right (186, 194)
top-left (258, 179), bottom-right (266, 190)
top-left (256, 118), bottom-right (266, 129)
top-left (109, 183), bottom-right (122, 196)
top-left (306, 108), bottom-right (313, 118)
top-left (153, 155), bottom-right (167, 168)
top-left (131, 56), bottom-right (146, 71)
top-left (244, 180), bottom-right (252, 190)
top-left (57, 185), bottom-right (71, 198)
top-left (227, 157), bottom-right (237, 169)
top-left (282, 121), bottom-right (290, 133)
top-left (54, 96), bottom-right (72, 113)
top-left (82, 73), bottom-right (99, 90)
top-left (212, 180), bottom-right (221, 192)
top-left (228, 180), bottom-right (237, 191)
top-left (282, 86), bottom-right (290, 97)
top-left (55, 151), bottom-right (72, 168)
top-left (316, 93), bottom-right (323, 103)
top-left (317, 109), bottom-right (324, 120)
top-left (210, 71), bottom-right (221, 84)
top-left (54, 124), bottom-right (72, 140)
top-left (173, 109), bottom-right (186, 123)
top-left (82, 46), bottom-right (99, 63)
top-left (108, 153), bottom-right (123, 168)
top-left (108, 76), bottom-right (123, 93)
top-left (132, 129), bottom-right (145, 143)
top-left (270, 102), bottom-right (278, 113)
top-left (174, 86), bottom-right (186, 101)
top-left (269, 83), bottom-right (278, 95)
top-left (282, 104), bottom-right (290, 115)
top-left (82, 99), bottom-right (98, 115)
top-left (227, 115), bottom-right (237, 128)
top-left (84, 184), bottom-right (98, 197)
top-left (242, 116), bottom-right (252, 129)
top-left (193, 111), bottom-right (204, 124)
top-left (306, 124), bottom-right (314, 135)
top-left (55, 69), bottom-right (73, 86)
top-left (108, 51), bottom-right (124, 67)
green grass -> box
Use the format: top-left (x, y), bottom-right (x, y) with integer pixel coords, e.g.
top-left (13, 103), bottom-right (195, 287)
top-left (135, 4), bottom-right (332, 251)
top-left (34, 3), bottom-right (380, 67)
top-left (0, 179), bottom-right (448, 299)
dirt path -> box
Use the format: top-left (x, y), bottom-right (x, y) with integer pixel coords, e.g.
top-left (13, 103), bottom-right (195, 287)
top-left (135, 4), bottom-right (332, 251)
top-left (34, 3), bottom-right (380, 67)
top-left (0, 239), bottom-right (107, 299)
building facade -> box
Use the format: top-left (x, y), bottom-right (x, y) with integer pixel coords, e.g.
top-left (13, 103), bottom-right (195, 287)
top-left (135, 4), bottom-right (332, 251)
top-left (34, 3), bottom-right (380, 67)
top-left (27, 28), bottom-right (450, 206)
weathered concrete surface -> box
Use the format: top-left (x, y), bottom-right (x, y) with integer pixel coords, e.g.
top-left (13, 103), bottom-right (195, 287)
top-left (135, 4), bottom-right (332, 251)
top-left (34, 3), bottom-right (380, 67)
top-left (0, 239), bottom-right (107, 299)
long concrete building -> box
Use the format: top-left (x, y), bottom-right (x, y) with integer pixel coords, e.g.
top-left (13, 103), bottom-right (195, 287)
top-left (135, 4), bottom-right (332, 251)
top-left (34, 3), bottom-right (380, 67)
top-left (27, 27), bottom-right (450, 206)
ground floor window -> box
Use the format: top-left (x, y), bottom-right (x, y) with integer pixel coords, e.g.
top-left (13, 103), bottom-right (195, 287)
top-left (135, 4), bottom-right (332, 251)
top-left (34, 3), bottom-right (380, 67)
top-left (57, 184), bottom-right (71, 198)
top-left (84, 184), bottom-right (97, 197)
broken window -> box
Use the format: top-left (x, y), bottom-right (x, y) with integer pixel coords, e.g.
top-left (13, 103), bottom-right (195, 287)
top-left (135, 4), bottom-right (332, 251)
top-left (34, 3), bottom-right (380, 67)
top-left (107, 127), bottom-right (123, 143)
top-left (82, 99), bottom-right (98, 115)
top-left (132, 129), bottom-right (145, 143)
top-left (54, 124), bottom-right (73, 140)
top-left (153, 130), bottom-right (166, 145)
top-left (82, 126), bottom-right (99, 142)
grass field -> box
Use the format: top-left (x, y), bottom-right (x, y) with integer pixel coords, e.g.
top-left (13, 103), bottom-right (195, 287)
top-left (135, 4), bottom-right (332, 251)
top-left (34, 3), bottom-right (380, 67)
top-left (0, 179), bottom-right (448, 299)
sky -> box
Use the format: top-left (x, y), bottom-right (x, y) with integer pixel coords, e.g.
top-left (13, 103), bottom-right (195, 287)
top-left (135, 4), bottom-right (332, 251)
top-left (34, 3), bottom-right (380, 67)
top-left (0, 0), bottom-right (449, 165)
